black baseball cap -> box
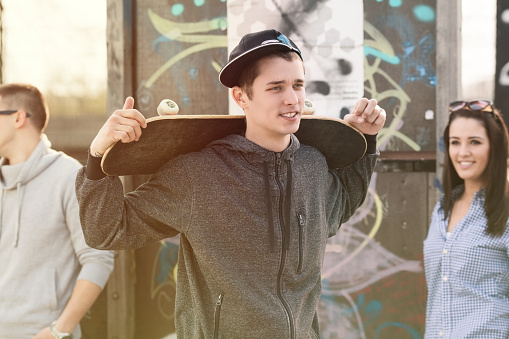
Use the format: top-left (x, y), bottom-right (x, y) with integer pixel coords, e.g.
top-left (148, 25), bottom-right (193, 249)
top-left (219, 29), bottom-right (303, 88)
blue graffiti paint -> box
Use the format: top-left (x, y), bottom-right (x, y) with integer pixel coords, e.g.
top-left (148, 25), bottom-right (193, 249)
top-left (389, 0), bottom-right (402, 7)
top-left (194, 0), bottom-right (205, 6)
top-left (189, 68), bottom-right (199, 80)
top-left (433, 177), bottom-right (443, 192)
top-left (383, 14), bottom-right (437, 88)
top-left (157, 243), bottom-right (179, 284)
top-left (171, 3), bottom-right (185, 16)
top-left (376, 0), bottom-right (402, 6)
top-left (365, 300), bottom-right (383, 320)
top-left (413, 5), bottom-right (436, 22)
top-left (364, 46), bottom-right (401, 65)
top-left (438, 136), bottom-right (445, 153)
top-left (375, 322), bottom-right (421, 339)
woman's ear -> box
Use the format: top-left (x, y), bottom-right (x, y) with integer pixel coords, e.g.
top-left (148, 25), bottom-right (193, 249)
top-left (231, 86), bottom-right (248, 109)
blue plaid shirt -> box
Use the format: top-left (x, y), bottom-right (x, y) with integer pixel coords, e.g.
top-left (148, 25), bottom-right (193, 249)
top-left (423, 186), bottom-right (509, 338)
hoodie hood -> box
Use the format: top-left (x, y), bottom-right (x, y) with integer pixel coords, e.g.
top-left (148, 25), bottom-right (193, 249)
top-left (208, 133), bottom-right (299, 251)
top-left (0, 135), bottom-right (61, 189)
top-left (0, 134), bottom-right (63, 247)
top-left (207, 133), bottom-right (300, 167)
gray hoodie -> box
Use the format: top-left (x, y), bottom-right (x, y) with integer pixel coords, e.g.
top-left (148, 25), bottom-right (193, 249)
top-left (0, 135), bottom-right (114, 338)
top-left (76, 133), bottom-right (377, 338)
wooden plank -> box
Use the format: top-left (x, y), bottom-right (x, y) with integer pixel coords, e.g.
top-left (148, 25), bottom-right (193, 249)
top-left (435, 0), bottom-right (462, 199)
top-left (106, 0), bottom-right (136, 338)
top-left (495, 0), bottom-right (509, 127)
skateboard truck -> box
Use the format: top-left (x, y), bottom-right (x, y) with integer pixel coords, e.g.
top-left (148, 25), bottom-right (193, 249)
top-left (156, 98), bottom-right (315, 116)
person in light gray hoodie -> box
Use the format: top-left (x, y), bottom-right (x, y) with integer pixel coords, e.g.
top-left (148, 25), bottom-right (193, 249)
top-left (0, 83), bottom-right (114, 339)
top-left (75, 29), bottom-right (386, 338)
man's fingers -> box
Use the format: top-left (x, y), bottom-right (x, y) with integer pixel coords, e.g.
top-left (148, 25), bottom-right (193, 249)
top-left (123, 96), bottom-right (135, 110)
top-left (110, 115), bottom-right (144, 142)
top-left (114, 103), bottom-right (147, 128)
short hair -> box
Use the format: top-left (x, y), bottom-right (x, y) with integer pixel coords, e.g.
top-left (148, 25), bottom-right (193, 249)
top-left (442, 107), bottom-right (509, 236)
top-left (0, 83), bottom-right (49, 132)
top-left (237, 51), bottom-right (304, 100)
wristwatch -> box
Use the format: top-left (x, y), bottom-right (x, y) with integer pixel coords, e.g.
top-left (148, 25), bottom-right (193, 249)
top-left (50, 321), bottom-right (73, 339)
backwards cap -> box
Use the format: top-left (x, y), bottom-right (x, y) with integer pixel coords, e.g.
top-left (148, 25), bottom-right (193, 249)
top-left (219, 29), bottom-right (302, 88)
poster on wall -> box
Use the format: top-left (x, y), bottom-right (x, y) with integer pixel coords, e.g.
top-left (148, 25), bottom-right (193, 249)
top-left (226, 0), bottom-right (364, 118)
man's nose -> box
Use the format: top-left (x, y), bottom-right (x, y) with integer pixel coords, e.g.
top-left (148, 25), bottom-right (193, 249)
top-left (283, 88), bottom-right (299, 105)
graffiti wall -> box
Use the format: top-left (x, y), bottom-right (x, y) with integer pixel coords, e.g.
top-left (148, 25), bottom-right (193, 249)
top-left (134, 0), bottom-right (228, 117)
top-left (127, 0), bottom-right (437, 338)
top-left (365, 0), bottom-right (437, 153)
top-left (495, 0), bottom-right (509, 127)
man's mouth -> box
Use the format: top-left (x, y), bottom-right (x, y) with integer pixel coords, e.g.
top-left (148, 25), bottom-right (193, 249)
top-left (280, 112), bottom-right (298, 118)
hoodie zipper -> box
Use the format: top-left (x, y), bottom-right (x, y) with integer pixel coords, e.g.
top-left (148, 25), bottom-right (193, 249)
top-left (274, 154), bottom-right (295, 339)
top-left (213, 293), bottom-right (223, 339)
top-left (297, 213), bottom-right (304, 274)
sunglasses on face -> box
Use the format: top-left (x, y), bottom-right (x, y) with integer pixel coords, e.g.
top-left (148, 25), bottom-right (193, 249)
top-left (0, 110), bottom-right (31, 117)
top-left (448, 100), bottom-right (493, 113)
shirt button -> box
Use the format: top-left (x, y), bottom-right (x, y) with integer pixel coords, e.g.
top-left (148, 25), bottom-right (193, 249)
top-left (439, 331), bottom-right (444, 336)
top-left (442, 276), bottom-right (448, 282)
top-left (443, 249), bottom-right (448, 254)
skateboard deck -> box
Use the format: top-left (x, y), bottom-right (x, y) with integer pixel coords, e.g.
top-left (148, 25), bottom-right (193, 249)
top-left (101, 115), bottom-right (367, 176)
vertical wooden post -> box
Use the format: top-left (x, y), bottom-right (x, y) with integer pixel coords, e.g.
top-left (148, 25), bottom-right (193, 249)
top-left (495, 0), bottom-right (509, 127)
top-left (435, 0), bottom-right (462, 200)
top-left (0, 1), bottom-right (3, 83)
top-left (106, 0), bottom-right (135, 338)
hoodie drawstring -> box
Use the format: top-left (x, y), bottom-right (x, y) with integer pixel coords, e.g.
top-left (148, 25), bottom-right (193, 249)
top-left (263, 158), bottom-right (293, 252)
top-left (13, 183), bottom-right (22, 247)
top-left (263, 163), bottom-right (275, 252)
top-left (283, 160), bottom-right (293, 250)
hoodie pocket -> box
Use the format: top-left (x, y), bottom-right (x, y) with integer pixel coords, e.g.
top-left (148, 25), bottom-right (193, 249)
top-left (213, 293), bottom-right (224, 339)
top-left (297, 213), bottom-right (305, 274)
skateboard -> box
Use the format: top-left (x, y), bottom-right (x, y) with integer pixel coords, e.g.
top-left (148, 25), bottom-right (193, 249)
top-left (101, 102), bottom-right (367, 176)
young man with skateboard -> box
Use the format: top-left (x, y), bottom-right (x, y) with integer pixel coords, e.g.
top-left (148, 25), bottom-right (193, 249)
top-left (0, 83), bottom-right (114, 339)
top-left (76, 29), bottom-right (386, 338)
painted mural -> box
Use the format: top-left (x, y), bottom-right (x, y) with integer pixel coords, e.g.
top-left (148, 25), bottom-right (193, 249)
top-left (131, 0), bottom-right (437, 338)
top-left (135, 0), bottom-right (228, 117)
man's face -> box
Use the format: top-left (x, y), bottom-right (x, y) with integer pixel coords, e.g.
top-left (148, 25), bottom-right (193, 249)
top-left (0, 99), bottom-right (17, 160)
top-left (242, 54), bottom-right (305, 150)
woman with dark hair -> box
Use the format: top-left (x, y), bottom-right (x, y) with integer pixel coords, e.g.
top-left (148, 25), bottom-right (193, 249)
top-left (424, 100), bottom-right (509, 338)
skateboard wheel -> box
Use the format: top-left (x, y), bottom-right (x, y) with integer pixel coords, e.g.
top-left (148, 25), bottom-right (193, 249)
top-left (157, 99), bottom-right (179, 115)
top-left (303, 99), bottom-right (315, 115)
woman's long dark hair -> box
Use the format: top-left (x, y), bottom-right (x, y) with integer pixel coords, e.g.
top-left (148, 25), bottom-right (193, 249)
top-left (442, 107), bottom-right (509, 236)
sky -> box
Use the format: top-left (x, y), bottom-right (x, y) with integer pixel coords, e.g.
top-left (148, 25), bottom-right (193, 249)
top-left (0, 0), bottom-right (499, 100)
top-left (2, 0), bottom-right (107, 96)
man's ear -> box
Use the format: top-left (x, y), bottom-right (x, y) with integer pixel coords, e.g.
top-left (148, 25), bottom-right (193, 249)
top-left (231, 86), bottom-right (248, 109)
top-left (14, 110), bottom-right (29, 128)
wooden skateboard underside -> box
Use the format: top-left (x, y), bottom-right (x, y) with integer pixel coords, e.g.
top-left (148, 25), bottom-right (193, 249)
top-left (101, 115), bottom-right (366, 176)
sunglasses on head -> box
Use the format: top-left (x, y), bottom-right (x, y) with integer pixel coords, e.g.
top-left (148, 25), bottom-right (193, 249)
top-left (449, 100), bottom-right (493, 113)
top-left (0, 110), bottom-right (31, 117)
